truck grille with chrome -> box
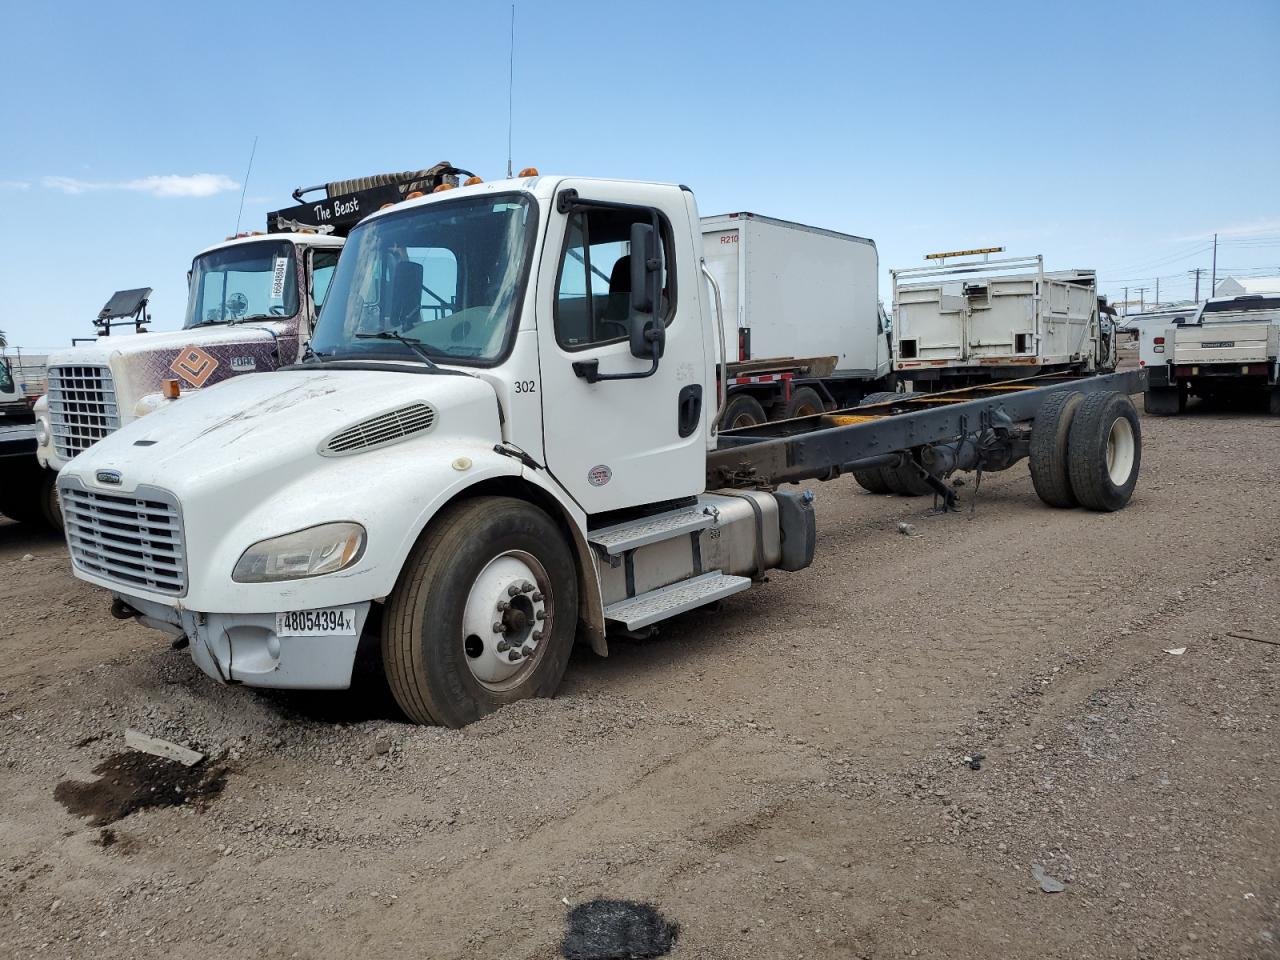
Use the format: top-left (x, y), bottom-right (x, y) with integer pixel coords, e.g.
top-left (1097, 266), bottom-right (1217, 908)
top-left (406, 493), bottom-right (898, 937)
top-left (62, 485), bottom-right (187, 595)
top-left (47, 364), bottom-right (121, 460)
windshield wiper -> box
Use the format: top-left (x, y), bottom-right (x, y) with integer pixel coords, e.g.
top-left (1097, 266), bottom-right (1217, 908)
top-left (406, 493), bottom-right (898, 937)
top-left (228, 313), bottom-right (280, 326)
top-left (354, 330), bottom-right (439, 368)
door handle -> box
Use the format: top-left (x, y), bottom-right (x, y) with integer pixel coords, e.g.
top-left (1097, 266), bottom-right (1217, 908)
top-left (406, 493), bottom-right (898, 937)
top-left (677, 385), bottom-right (702, 438)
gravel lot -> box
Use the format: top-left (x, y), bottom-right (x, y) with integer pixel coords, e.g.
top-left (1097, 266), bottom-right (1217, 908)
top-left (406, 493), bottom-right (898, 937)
top-left (2, 386), bottom-right (1278, 959)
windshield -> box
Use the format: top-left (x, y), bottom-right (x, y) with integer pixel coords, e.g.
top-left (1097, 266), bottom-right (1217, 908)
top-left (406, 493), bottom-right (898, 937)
top-left (309, 193), bottom-right (538, 365)
top-left (184, 240), bottom-right (298, 329)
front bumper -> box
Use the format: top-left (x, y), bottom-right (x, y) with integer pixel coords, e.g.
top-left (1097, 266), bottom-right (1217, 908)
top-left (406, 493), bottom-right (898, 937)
top-left (123, 594), bottom-right (372, 690)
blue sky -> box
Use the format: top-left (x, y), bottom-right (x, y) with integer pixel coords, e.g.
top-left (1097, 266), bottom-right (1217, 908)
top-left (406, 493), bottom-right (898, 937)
top-left (2, 0), bottom-right (1277, 350)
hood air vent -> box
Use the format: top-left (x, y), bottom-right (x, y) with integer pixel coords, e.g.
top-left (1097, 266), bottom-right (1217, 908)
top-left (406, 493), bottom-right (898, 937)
top-left (322, 403), bottom-right (437, 456)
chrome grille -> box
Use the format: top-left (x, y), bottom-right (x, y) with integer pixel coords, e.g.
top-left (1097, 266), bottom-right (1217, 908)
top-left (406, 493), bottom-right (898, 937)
top-left (48, 364), bottom-right (120, 460)
top-left (60, 483), bottom-right (187, 595)
top-left (322, 403), bottom-right (436, 455)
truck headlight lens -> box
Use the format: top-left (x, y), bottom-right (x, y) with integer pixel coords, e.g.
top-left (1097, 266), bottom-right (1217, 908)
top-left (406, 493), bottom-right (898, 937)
top-left (232, 522), bottom-right (366, 583)
top-left (35, 418), bottom-right (50, 447)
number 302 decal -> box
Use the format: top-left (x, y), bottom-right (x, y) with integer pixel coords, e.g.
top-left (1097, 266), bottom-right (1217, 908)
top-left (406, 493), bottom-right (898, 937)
top-left (514, 380), bottom-right (537, 394)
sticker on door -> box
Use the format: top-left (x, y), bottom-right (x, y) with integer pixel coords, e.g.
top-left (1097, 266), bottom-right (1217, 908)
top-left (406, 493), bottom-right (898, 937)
top-left (587, 465), bottom-right (612, 487)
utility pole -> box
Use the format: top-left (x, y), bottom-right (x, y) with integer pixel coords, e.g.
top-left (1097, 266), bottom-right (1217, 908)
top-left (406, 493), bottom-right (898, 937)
top-left (1155, 277), bottom-right (1160, 307)
top-left (1135, 286), bottom-right (1149, 312)
top-left (1123, 285), bottom-right (1129, 318)
top-left (1189, 267), bottom-right (1203, 301)
top-left (1211, 232), bottom-right (1218, 295)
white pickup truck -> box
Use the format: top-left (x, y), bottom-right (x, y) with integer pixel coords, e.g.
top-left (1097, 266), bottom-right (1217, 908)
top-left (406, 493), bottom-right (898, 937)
top-left (56, 172), bottom-right (1148, 727)
top-left (1140, 294), bottom-right (1280, 415)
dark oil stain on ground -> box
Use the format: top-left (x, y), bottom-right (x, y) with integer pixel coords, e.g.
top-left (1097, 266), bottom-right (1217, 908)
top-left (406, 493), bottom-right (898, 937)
top-left (54, 751), bottom-right (228, 827)
top-left (561, 899), bottom-right (679, 960)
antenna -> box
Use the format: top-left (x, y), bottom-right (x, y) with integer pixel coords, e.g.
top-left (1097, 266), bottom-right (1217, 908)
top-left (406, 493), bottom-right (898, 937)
top-left (506, 3), bottom-right (515, 178)
top-left (233, 135), bottom-right (259, 235)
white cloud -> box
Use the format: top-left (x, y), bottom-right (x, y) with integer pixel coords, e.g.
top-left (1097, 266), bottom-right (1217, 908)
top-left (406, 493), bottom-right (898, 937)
top-left (1171, 218), bottom-right (1280, 242)
top-left (41, 173), bottom-right (239, 198)
top-left (0, 180), bottom-right (31, 190)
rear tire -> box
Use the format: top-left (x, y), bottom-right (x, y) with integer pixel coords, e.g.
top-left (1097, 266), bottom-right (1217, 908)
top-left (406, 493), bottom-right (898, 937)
top-left (1067, 392), bottom-right (1142, 512)
top-left (721, 393), bottom-right (767, 430)
top-left (40, 471), bottom-right (62, 531)
top-left (780, 386), bottom-right (824, 420)
top-left (383, 496), bottom-right (578, 727)
top-left (1269, 387), bottom-right (1280, 416)
top-left (1143, 386), bottom-right (1183, 416)
top-left (1029, 391), bottom-right (1084, 508)
top-left (852, 392), bottom-right (901, 493)
top-left (882, 454), bottom-right (933, 497)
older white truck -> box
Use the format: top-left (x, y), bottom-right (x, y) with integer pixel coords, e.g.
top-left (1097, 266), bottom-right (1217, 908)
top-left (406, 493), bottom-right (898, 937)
top-left (33, 164), bottom-right (469, 526)
top-left (893, 254), bottom-right (1116, 390)
top-left (1140, 294), bottom-right (1280, 415)
top-left (56, 172), bottom-right (1147, 727)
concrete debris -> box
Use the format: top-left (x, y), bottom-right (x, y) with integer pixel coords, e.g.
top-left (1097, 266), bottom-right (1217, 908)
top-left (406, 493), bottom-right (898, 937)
top-left (1031, 863), bottom-right (1066, 893)
top-left (124, 728), bottom-right (205, 767)
top-left (1163, 647), bottom-right (1187, 656)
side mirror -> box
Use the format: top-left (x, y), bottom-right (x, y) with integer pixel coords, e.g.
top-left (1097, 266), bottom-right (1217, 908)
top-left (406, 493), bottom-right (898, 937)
top-left (628, 221), bottom-right (665, 360)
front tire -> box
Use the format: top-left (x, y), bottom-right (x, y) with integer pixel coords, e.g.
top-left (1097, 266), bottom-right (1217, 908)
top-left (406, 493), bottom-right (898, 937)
top-left (383, 496), bottom-right (578, 727)
top-left (1068, 392), bottom-right (1142, 512)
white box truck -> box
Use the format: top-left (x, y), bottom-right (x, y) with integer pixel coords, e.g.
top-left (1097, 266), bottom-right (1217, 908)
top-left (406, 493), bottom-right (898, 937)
top-left (893, 254), bottom-right (1116, 390)
top-left (1140, 293), bottom-right (1280, 415)
top-left (701, 213), bottom-right (892, 426)
top-left (55, 171), bottom-right (1147, 728)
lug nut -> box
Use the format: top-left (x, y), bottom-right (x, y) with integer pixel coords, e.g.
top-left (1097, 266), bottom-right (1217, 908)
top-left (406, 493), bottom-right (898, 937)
top-left (532, 630), bottom-right (543, 642)
top-left (507, 585), bottom-right (520, 597)
top-left (496, 599), bottom-right (509, 611)
top-left (536, 611), bottom-right (546, 621)
top-left (521, 581), bottom-right (534, 593)
top-left (507, 649), bottom-right (522, 661)
top-left (532, 591), bottom-right (543, 601)
top-left (492, 622), bottom-right (504, 633)
top-left (521, 645), bottom-right (534, 657)
top-left (496, 640), bottom-right (510, 652)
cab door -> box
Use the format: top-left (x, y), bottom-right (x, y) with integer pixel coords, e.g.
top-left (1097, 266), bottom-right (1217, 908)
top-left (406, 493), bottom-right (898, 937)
top-left (534, 181), bottom-right (708, 515)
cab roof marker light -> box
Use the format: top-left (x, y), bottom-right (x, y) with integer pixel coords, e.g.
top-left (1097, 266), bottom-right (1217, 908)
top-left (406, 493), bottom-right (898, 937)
top-left (404, 191), bottom-right (425, 200)
top-left (463, 176), bottom-right (484, 186)
top-left (517, 167), bottom-right (538, 177)
top-left (432, 183), bottom-right (457, 193)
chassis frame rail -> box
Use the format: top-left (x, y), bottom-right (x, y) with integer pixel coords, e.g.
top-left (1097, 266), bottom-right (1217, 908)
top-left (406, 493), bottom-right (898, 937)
top-left (707, 369), bottom-right (1147, 488)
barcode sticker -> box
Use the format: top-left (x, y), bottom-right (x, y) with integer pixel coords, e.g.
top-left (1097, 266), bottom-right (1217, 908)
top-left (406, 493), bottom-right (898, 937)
top-left (271, 256), bottom-right (289, 300)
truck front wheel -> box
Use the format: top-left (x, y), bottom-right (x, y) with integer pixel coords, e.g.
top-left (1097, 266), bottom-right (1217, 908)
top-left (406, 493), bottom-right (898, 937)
top-left (1067, 392), bottom-right (1142, 512)
top-left (383, 496), bottom-right (579, 727)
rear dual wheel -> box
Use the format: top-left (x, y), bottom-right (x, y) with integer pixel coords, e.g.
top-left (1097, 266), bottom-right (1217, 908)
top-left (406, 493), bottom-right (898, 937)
top-left (851, 392), bottom-right (903, 494)
top-left (383, 497), bottom-right (578, 727)
top-left (1030, 390), bottom-right (1141, 512)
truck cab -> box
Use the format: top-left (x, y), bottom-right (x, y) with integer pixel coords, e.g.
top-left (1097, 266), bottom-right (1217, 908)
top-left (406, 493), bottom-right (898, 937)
top-left (33, 163), bottom-right (468, 526)
top-left (1141, 294), bottom-right (1280, 415)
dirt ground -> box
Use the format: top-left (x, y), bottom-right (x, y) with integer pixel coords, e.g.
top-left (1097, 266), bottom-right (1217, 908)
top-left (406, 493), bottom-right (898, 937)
top-left (2, 383), bottom-right (1278, 959)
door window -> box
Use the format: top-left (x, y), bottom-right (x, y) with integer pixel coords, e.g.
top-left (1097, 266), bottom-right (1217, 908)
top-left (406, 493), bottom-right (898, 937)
top-left (311, 249), bottom-right (341, 310)
top-left (554, 206), bottom-right (674, 350)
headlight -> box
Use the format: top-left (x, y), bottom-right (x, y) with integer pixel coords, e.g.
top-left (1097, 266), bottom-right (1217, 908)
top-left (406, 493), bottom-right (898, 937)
top-left (232, 522), bottom-right (366, 583)
top-left (35, 418), bottom-right (50, 447)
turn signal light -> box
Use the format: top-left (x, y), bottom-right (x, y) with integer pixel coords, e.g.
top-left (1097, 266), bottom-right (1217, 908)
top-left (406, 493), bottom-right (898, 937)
top-left (463, 176), bottom-right (483, 186)
top-left (161, 378), bottom-right (181, 400)
top-left (517, 167), bottom-right (539, 177)
top-left (433, 183), bottom-right (457, 193)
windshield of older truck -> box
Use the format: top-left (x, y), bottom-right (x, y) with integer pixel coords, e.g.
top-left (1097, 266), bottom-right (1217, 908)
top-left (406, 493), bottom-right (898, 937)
top-left (308, 193), bottom-right (537, 365)
top-left (183, 240), bottom-right (298, 328)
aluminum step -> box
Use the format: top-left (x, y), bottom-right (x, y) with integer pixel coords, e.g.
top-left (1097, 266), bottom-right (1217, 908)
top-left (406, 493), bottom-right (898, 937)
top-left (588, 507), bottom-right (715, 556)
top-left (604, 571), bottom-right (751, 630)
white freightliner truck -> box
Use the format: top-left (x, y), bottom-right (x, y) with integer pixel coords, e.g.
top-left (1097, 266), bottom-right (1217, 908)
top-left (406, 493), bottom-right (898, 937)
top-left (1140, 293), bottom-right (1280, 415)
top-left (701, 213), bottom-right (892, 426)
top-left (32, 164), bottom-right (470, 527)
top-left (56, 173), bottom-right (1149, 727)
top-left (893, 254), bottom-right (1117, 390)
